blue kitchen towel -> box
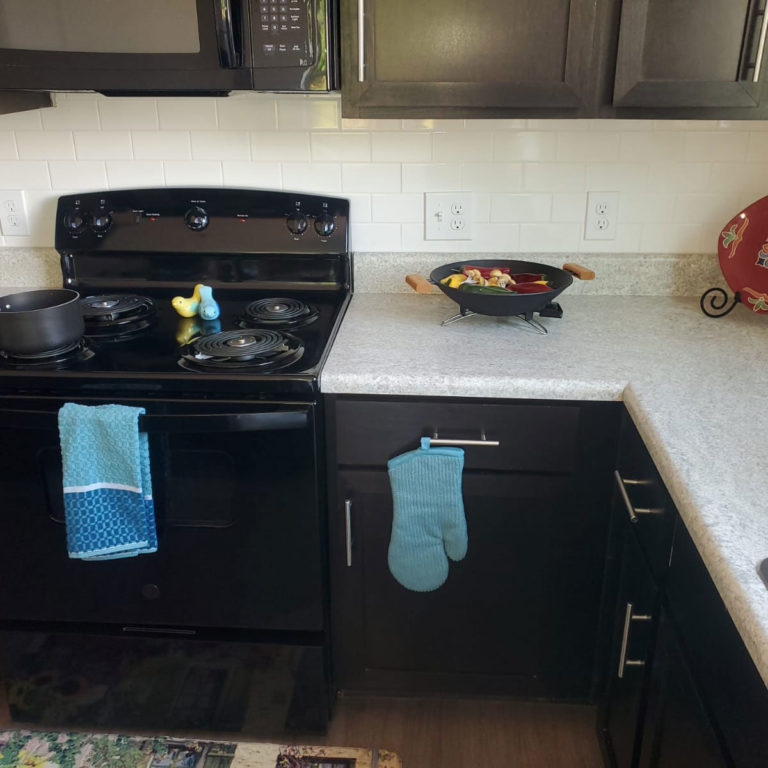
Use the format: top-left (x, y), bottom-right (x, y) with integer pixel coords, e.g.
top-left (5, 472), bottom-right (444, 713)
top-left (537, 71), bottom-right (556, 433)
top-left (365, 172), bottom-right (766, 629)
top-left (387, 437), bottom-right (467, 592)
top-left (58, 403), bottom-right (157, 561)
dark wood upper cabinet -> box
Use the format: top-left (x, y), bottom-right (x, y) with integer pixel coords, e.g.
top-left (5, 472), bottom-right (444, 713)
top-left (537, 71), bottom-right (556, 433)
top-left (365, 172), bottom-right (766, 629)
top-left (340, 0), bottom-right (599, 117)
top-left (611, 0), bottom-right (768, 110)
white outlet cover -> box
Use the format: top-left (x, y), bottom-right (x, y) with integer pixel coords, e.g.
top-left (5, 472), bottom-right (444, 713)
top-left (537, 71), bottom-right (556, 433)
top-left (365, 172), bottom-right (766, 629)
top-left (0, 190), bottom-right (29, 236)
top-left (425, 192), bottom-right (473, 240)
top-left (584, 191), bottom-right (618, 241)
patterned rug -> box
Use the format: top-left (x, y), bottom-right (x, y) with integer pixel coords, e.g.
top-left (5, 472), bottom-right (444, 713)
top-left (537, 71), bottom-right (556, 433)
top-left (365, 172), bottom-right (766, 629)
top-left (0, 730), bottom-right (402, 768)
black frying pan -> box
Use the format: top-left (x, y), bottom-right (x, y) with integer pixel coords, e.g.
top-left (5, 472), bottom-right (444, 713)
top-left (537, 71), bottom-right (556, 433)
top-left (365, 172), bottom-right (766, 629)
top-left (407, 259), bottom-right (594, 321)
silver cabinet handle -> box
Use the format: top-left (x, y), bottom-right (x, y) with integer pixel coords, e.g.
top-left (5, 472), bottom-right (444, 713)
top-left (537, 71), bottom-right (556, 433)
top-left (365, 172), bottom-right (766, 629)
top-left (357, 0), bottom-right (365, 82)
top-left (755, 4), bottom-right (768, 83)
top-left (618, 601), bottom-right (652, 678)
top-left (614, 470), bottom-right (663, 524)
top-left (429, 438), bottom-right (500, 447)
top-left (344, 498), bottom-right (353, 567)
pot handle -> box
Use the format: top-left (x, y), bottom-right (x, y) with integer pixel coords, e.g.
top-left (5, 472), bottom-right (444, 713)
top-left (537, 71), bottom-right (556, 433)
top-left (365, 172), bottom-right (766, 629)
top-left (405, 274), bottom-right (434, 293)
top-left (563, 263), bottom-right (595, 280)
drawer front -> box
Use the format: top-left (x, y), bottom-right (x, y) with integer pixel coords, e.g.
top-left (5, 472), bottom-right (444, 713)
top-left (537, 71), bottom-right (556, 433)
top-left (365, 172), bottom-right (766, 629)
top-left (616, 415), bottom-right (675, 582)
top-left (334, 398), bottom-right (580, 473)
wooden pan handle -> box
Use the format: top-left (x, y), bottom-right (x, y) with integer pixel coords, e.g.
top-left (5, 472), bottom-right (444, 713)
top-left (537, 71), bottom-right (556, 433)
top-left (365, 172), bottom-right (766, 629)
top-left (563, 263), bottom-right (595, 280)
top-left (406, 274), bottom-right (434, 293)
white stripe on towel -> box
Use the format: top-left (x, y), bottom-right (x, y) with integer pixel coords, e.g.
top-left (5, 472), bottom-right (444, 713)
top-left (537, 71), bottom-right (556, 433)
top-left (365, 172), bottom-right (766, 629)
top-left (63, 481), bottom-right (142, 494)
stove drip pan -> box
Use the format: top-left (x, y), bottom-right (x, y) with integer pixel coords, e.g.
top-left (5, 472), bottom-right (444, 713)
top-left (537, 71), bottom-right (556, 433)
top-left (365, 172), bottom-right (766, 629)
top-left (82, 294), bottom-right (156, 340)
top-left (0, 338), bottom-right (95, 370)
top-left (237, 297), bottom-right (319, 330)
top-left (179, 329), bottom-right (304, 373)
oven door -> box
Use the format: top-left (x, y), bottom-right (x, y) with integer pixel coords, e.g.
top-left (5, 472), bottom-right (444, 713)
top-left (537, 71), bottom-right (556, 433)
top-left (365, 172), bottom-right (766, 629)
top-left (0, 0), bottom-right (251, 93)
top-left (0, 397), bottom-right (325, 634)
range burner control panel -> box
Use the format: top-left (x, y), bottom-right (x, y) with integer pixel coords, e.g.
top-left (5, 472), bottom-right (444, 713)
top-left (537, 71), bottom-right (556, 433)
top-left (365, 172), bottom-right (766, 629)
top-left (55, 188), bottom-right (349, 255)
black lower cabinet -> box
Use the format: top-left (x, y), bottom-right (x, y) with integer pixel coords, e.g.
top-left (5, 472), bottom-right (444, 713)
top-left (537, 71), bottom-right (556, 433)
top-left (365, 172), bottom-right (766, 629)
top-left (326, 396), bottom-right (620, 700)
top-left (600, 523), bottom-right (659, 768)
top-left (639, 610), bottom-right (728, 768)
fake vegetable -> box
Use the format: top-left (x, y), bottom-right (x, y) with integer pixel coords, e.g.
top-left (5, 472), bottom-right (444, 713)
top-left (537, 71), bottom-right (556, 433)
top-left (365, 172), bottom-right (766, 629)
top-left (441, 273), bottom-right (468, 289)
top-left (458, 283), bottom-right (513, 295)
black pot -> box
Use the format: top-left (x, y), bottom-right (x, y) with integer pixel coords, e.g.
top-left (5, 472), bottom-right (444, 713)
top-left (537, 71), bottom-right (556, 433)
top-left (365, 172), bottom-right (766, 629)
top-left (0, 289), bottom-right (84, 356)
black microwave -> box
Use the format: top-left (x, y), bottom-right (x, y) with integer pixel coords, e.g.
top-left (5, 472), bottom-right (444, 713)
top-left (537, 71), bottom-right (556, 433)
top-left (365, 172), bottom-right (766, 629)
top-left (0, 0), bottom-right (338, 94)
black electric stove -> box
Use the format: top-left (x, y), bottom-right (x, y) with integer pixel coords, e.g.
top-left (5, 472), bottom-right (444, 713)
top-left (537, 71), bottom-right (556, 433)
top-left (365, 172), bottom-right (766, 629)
top-left (0, 187), bottom-right (351, 737)
top-left (0, 187), bottom-right (351, 399)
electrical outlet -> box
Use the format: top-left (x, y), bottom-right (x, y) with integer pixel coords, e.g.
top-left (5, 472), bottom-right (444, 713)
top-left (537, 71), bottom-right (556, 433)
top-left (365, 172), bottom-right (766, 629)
top-left (0, 191), bottom-right (29, 236)
top-left (584, 191), bottom-right (618, 241)
top-left (425, 193), bottom-right (473, 240)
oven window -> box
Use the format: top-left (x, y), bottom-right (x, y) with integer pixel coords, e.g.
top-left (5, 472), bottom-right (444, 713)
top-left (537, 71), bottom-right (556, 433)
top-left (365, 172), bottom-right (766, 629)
top-left (0, 0), bottom-right (201, 54)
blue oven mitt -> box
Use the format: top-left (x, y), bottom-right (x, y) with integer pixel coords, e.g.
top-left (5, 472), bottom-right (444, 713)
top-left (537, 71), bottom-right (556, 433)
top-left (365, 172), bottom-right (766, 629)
top-left (387, 437), bottom-right (467, 592)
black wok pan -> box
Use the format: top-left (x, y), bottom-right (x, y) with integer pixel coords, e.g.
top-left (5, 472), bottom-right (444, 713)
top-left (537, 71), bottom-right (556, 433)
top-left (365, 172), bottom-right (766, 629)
top-left (407, 259), bottom-right (594, 323)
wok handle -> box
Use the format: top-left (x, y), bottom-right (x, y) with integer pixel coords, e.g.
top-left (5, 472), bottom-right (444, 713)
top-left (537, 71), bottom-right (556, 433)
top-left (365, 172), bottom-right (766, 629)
top-left (405, 274), bottom-right (434, 294)
top-left (563, 263), bottom-right (595, 280)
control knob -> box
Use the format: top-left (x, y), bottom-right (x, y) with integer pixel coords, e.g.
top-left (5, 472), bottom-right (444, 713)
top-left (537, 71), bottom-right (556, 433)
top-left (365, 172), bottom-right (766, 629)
top-left (88, 211), bottom-right (113, 235)
top-left (286, 212), bottom-right (308, 235)
top-left (314, 213), bottom-right (335, 237)
top-left (184, 206), bottom-right (209, 231)
top-left (63, 211), bottom-right (86, 236)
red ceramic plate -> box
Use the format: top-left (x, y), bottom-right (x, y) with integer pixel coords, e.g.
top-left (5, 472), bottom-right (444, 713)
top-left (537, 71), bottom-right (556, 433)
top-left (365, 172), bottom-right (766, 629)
top-left (718, 195), bottom-right (768, 313)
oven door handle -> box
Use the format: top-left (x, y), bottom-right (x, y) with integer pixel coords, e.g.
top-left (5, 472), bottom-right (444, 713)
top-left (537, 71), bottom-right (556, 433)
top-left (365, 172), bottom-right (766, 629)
top-left (0, 408), bottom-right (309, 433)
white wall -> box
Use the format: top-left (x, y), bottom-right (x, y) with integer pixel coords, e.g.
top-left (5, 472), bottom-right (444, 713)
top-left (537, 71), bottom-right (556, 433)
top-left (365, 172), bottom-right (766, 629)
top-left (0, 91), bottom-right (765, 254)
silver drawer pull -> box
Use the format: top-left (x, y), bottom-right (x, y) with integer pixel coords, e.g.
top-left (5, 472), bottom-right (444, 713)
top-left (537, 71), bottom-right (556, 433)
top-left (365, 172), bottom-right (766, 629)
top-left (344, 498), bottom-right (353, 567)
top-left (614, 470), bottom-right (663, 524)
top-left (618, 602), bottom-right (652, 678)
top-left (428, 430), bottom-right (499, 448)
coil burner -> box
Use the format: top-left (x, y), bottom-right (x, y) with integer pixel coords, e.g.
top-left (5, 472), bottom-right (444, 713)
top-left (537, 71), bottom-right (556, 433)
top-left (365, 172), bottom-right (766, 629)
top-left (81, 294), bottom-right (156, 339)
top-left (0, 339), bottom-right (95, 370)
top-left (237, 297), bottom-right (319, 330)
top-left (179, 329), bottom-right (304, 373)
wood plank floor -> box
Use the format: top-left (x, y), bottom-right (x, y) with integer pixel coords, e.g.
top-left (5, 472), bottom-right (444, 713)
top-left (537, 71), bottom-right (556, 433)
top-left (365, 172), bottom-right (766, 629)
top-left (317, 694), bottom-right (604, 768)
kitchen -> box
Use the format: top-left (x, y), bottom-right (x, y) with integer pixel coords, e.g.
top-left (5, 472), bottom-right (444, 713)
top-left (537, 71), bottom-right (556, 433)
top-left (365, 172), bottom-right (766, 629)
top-left (1, 1), bottom-right (768, 767)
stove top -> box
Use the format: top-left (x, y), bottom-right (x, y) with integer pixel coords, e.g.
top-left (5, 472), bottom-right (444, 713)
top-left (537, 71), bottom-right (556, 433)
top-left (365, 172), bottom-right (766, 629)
top-left (0, 187), bottom-right (351, 399)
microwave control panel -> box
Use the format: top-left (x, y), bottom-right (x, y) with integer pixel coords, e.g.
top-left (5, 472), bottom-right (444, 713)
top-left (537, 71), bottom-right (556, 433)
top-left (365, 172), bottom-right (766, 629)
top-left (253, 0), bottom-right (314, 67)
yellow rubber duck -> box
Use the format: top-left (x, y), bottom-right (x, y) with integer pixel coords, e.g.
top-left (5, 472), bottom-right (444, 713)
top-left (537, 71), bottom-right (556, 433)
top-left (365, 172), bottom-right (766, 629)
top-left (171, 283), bottom-right (204, 317)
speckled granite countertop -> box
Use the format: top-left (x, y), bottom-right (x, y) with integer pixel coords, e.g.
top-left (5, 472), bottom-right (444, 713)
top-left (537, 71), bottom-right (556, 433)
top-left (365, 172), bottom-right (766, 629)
top-left (321, 293), bottom-right (768, 688)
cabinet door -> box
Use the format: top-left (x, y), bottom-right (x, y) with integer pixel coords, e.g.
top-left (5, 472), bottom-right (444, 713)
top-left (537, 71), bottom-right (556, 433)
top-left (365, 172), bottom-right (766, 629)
top-left (341, 0), bottom-right (598, 117)
top-left (329, 468), bottom-right (603, 698)
top-left (613, 0), bottom-right (767, 109)
top-left (600, 523), bottom-right (658, 768)
top-left (639, 611), bottom-right (729, 768)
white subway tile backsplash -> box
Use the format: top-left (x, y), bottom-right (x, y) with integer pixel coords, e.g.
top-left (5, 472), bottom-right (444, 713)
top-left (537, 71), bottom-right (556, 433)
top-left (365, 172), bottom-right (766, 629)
top-left (0, 161), bottom-right (50, 189)
top-left (16, 131), bottom-right (74, 160)
top-left (99, 99), bottom-right (158, 130)
top-left (311, 132), bottom-right (370, 162)
top-left (0, 132), bottom-right (16, 160)
top-left (133, 132), bottom-right (191, 161)
top-left (74, 131), bottom-right (132, 160)
top-left (282, 162), bottom-right (342, 193)
top-left (157, 98), bottom-right (217, 130)
top-left (0, 93), bottom-right (767, 254)
top-left (191, 131), bottom-right (250, 161)
top-left (372, 133), bottom-right (432, 162)
top-left (221, 161), bottom-right (282, 188)
top-left (217, 94), bottom-right (278, 130)
top-left (491, 194), bottom-right (551, 223)
top-left (434, 132), bottom-right (493, 162)
top-left (524, 163), bottom-right (585, 192)
top-left (41, 98), bottom-right (100, 130)
top-left (277, 95), bottom-right (340, 131)
top-left (402, 163), bottom-right (462, 192)
top-left (49, 161), bottom-right (108, 190)
top-left (461, 163), bottom-right (522, 192)
top-left (371, 194), bottom-right (423, 223)
top-left (342, 163), bottom-right (401, 193)
top-left (251, 131), bottom-right (310, 162)
top-left (350, 223), bottom-right (401, 251)
top-left (163, 161), bottom-right (223, 186)
top-left (106, 161), bottom-right (165, 189)
top-left (493, 132), bottom-right (556, 162)
top-left (556, 132), bottom-right (620, 162)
